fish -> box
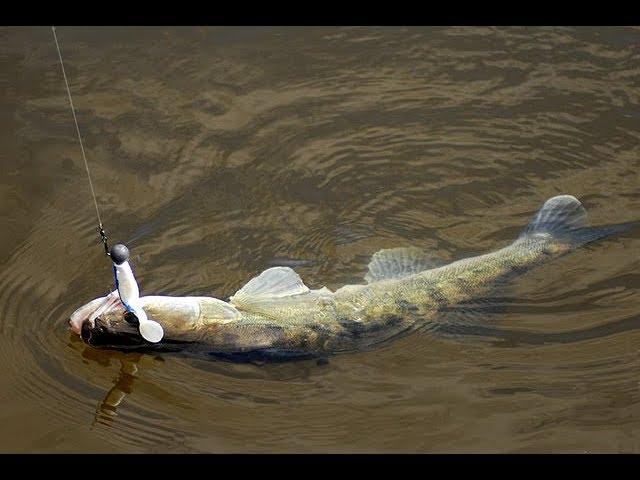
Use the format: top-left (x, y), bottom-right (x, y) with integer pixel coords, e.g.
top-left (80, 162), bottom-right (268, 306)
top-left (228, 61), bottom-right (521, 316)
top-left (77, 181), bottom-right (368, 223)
top-left (69, 195), bottom-right (636, 361)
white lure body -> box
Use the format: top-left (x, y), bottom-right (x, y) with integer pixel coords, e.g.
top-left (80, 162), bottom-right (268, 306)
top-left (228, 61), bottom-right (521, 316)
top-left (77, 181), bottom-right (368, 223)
top-left (114, 261), bottom-right (139, 305)
top-left (114, 260), bottom-right (164, 343)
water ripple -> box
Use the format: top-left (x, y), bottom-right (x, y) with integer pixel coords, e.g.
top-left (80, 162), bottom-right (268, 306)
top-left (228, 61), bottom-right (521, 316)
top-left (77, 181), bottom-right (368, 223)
top-left (1, 26), bottom-right (639, 452)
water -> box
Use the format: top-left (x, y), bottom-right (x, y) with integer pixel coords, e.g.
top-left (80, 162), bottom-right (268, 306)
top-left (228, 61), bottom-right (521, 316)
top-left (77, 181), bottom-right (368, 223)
top-left (1, 26), bottom-right (639, 453)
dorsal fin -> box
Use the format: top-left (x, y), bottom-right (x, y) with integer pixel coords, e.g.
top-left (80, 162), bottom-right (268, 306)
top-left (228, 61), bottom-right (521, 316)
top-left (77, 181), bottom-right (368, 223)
top-left (230, 266), bottom-right (311, 310)
top-left (365, 247), bottom-right (446, 283)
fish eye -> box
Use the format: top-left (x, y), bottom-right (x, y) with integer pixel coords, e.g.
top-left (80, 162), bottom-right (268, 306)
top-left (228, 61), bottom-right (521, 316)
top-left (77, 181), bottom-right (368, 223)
top-left (124, 311), bottom-right (139, 326)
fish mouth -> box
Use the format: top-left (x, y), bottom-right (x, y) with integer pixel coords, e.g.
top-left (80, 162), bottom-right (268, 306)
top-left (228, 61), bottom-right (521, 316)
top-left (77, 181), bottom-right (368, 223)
top-left (80, 317), bottom-right (145, 348)
top-left (69, 292), bottom-right (123, 335)
top-left (70, 293), bottom-right (143, 347)
top-left (70, 293), bottom-right (163, 349)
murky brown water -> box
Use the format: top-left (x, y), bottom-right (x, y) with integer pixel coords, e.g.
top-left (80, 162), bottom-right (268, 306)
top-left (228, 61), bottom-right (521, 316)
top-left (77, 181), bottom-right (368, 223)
top-left (1, 26), bottom-right (639, 453)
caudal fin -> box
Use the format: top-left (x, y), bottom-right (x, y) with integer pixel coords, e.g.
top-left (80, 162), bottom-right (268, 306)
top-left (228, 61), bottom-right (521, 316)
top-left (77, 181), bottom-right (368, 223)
top-left (520, 195), bottom-right (638, 247)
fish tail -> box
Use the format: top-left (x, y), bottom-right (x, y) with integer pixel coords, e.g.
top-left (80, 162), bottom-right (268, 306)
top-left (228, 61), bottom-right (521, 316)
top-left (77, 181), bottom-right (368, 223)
top-left (520, 194), bottom-right (638, 247)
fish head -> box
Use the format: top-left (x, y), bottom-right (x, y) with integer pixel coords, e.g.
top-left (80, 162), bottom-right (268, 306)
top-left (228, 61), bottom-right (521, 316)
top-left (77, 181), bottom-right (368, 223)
top-left (69, 291), bottom-right (146, 347)
top-left (70, 295), bottom-right (232, 349)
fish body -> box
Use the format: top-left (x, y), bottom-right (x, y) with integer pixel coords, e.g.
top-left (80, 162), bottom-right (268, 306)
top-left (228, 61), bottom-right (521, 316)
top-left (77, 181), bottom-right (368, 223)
top-left (70, 195), bottom-right (635, 359)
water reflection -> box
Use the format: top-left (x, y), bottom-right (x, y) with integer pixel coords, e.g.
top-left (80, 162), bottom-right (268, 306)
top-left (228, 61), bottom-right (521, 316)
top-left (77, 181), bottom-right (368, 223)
top-left (95, 357), bottom-right (140, 419)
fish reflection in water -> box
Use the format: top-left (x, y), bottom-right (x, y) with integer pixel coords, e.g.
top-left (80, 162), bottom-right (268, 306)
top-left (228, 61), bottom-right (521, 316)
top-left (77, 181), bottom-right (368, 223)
top-left (96, 357), bottom-right (141, 419)
top-left (75, 345), bottom-right (146, 421)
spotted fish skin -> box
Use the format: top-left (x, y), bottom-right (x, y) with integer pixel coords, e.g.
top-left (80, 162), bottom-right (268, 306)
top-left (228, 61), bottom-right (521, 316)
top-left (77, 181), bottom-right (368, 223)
top-left (74, 195), bottom-right (636, 358)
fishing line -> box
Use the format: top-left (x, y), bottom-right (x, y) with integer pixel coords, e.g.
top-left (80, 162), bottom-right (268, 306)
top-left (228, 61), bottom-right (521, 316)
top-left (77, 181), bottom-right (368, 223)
top-left (52, 27), bottom-right (163, 342)
top-left (51, 26), bottom-right (110, 256)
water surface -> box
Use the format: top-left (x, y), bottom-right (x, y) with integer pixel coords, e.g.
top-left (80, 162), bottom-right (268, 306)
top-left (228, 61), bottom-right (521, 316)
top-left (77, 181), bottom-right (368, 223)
top-left (1, 26), bottom-right (639, 452)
